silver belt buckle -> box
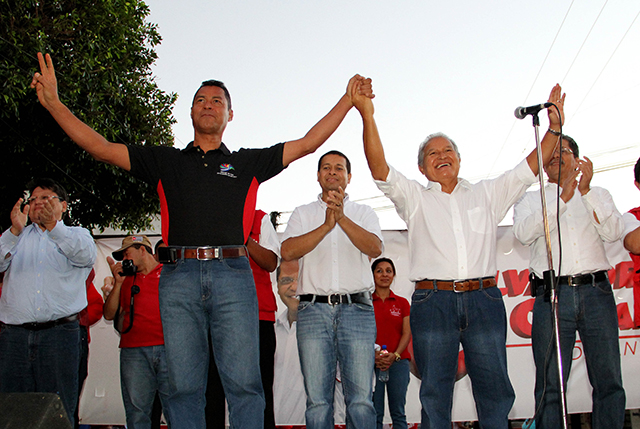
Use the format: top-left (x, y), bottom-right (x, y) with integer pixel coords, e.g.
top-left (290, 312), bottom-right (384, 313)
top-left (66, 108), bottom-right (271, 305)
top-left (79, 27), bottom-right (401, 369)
top-left (453, 280), bottom-right (465, 293)
top-left (329, 294), bottom-right (341, 306)
top-left (197, 247), bottom-right (219, 260)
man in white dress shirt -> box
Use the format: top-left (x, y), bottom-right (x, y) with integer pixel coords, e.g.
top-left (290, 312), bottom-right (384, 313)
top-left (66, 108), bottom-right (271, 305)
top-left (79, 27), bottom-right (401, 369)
top-left (281, 150), bottom-right (383, 429)
top-left (513, 134), bottom-right (625, 428)
top-left (351, 82), bottom-right (565, 428)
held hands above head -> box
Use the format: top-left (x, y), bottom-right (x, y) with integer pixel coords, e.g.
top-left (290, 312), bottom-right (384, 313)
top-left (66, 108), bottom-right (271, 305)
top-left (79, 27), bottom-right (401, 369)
top-left (346, 75), bottom-right (374, 107)
top-left (351, 78), bottom-right (375, 117)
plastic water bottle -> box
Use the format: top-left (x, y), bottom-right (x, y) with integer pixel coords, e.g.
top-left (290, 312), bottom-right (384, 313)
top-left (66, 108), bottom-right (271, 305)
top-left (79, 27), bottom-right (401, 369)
top-left (378, 345), bottom-right (390, 382)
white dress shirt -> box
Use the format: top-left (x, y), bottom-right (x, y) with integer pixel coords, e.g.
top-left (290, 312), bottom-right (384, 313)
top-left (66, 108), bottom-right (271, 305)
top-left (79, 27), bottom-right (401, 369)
top-left (513, 184), bottom-right (624, 278)
top-left (623, 212), bottom-right (640, 237)
top-left (375, 160), bottom-right (536, 282)
top-left (281, 194), bottom-right (383, 295)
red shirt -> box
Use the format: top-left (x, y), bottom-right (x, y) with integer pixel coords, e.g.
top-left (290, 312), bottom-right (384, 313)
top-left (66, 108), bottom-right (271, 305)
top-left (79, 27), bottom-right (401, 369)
top-left (119, 263), bottom-right (164, 348)
top-left (629, 206), bottom-right (640, 327)
top-left (373, 290), bottom-right (411, 360)
top-left (249, 210), bottom-right (278, 322)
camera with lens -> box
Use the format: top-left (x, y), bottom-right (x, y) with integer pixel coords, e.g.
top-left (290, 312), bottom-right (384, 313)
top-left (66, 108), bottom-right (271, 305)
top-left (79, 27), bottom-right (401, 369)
top-left (120, 259), bottom-right (138, 276)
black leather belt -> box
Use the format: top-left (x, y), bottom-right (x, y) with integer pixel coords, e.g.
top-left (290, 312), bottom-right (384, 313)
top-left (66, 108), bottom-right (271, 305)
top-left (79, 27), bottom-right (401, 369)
top-left (531, 270), bottom-right (608, 288)
top-left (157, 246), bottom-right (247, 263)
top-left (299, 292), bottom-right (372, 306)
top-left (4, 314), bottom-right (78, 331)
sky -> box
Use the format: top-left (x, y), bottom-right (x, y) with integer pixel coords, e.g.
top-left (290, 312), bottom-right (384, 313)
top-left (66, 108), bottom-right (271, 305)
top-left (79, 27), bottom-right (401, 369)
top-left (144, 0), bottom-right (640, 231)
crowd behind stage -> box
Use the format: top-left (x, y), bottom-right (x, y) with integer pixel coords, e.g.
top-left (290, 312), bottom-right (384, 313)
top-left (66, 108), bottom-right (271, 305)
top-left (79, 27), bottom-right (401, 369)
top-left (2, 51), bottom-right (640, 429)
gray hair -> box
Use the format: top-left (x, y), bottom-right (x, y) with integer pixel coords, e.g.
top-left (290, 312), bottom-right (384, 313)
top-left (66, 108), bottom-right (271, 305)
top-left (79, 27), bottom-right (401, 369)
top-left (417, 132), bottom-right (460, 168)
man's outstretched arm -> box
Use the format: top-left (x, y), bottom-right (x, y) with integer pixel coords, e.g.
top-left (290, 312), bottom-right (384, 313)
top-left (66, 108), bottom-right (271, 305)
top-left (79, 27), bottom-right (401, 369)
top-left (352, 80), bottom-right (389, 181)
top-left (281, 75), bottom-right (374, 167)
top-left (31, 53), bottom-right (131, 170)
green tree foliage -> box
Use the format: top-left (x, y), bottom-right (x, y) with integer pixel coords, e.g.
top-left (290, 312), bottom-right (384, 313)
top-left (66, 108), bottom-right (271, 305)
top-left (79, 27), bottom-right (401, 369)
top-left (0, 0), bottom-right (176, 233)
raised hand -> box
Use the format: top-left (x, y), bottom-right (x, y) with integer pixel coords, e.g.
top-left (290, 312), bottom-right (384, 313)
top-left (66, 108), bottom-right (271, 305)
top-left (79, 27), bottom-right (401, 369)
top-left (577, 156), bottom-right (593, 196)
top-left (547, 84), bottom-right (566, 130)
top-left (560, 167), bottom-right (579, 203)
top-left (102, 276), bottom-right (115, 299)
top-left (30, 53), bottom-right (61, 111)
top-left (9, 198), bottom-right (29, 236)
top-left (106, 256), bottom-right (125, 285)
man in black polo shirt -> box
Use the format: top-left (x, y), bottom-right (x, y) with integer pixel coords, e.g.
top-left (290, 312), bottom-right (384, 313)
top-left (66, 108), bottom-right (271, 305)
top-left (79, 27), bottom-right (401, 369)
top-left (31, 52), bottom-right (373, 429)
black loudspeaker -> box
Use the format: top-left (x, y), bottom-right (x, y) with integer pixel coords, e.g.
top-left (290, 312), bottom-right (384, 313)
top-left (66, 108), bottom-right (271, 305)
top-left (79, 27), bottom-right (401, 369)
top-left (0, 392), bottom-right (72, 429)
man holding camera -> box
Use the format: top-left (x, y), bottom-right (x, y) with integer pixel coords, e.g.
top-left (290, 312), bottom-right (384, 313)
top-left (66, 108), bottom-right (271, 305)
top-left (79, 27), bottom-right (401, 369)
top-left (103, 235), bottom-right (171, 429)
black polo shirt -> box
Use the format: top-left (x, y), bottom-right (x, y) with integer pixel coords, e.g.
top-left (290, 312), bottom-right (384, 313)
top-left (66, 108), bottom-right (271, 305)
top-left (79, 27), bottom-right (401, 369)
top-left (128, 142), bottom-right (285, 246)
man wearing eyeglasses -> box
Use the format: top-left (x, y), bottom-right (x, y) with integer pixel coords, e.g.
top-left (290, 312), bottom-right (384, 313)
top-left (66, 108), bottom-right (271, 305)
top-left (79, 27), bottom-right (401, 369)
top-left (0, 178), bottom-right (97, 424)
top-left (103, 235), bottom-right (170, 429)
top-left (513, 135), bottom-right (626, 428)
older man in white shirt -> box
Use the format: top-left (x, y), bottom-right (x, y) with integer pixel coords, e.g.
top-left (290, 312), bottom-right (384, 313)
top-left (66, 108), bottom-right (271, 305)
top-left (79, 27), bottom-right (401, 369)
top-left (351, 82), bottom-right (565, 428)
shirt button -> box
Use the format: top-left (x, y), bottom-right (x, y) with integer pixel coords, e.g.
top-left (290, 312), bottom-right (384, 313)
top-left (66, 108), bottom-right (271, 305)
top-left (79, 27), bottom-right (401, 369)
top-left (204, 163), bottom-right (208, 167)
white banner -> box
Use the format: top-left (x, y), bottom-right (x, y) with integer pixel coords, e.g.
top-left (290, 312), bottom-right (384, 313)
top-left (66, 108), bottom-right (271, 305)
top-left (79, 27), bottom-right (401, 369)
top-left (79, 228), bottom-right (639, 425)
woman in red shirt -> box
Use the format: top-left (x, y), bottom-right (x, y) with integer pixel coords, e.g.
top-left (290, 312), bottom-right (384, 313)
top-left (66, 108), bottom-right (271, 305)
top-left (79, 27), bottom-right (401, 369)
top-left (372, 258), bottom-right (411, 429)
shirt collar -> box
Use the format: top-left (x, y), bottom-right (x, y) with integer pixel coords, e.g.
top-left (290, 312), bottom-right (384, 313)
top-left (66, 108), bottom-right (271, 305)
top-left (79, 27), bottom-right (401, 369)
top-left (182, 141), bottom-right (231, 156)
top-left (426, 177), bottom-right (470, 192)
top-left (373, 289), bottom-right (398, 301)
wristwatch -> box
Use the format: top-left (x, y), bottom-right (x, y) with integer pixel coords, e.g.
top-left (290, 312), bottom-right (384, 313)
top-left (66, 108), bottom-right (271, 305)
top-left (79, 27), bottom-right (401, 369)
top-left (394, 352), bottom-right (401, 361)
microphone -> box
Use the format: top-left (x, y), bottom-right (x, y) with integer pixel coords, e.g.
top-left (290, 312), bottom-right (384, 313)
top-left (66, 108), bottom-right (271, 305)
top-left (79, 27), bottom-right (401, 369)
top-left (514, 102), bottom-right (553, 119)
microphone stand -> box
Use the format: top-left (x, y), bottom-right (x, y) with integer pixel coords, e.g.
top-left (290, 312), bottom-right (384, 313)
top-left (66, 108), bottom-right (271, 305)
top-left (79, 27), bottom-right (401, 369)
top-left (531, 112), bottom-right (568, 429)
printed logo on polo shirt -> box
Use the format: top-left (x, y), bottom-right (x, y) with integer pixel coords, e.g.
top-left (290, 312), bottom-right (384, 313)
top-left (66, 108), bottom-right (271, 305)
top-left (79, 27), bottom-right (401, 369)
top-left (217, 163), bottom-right (237, 178)
top-left (390, 305), bottom-right (402, 317)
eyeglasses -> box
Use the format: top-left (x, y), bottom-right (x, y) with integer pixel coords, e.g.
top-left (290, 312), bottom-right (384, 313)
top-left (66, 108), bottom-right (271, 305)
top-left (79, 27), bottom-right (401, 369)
top-left (554, 147), bottom-right (573, 156)
top-left (27, 195), bottom-right (62, 204)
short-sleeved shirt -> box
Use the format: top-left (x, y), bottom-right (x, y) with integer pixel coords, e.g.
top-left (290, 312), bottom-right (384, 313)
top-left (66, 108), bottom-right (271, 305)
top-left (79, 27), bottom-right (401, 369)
top-left (128, 142), bottom-right (285, 246)
top-left (118, 263), bottom-right (164, 348)
top-left (373, 290), bottom-right (411, 360)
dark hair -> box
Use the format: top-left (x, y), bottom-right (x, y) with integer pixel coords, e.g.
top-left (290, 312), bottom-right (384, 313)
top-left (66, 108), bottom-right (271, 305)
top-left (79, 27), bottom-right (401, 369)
top-left (634, 157), bottom-right (640, 183)
top-left (193, 80), bottom-right (232, 110)
top-left (561, 135), bottom-right (579, 159)
top-left (317, 150), bottom-right (351, 174)
top-left (154, 239), bottom-right (165, 254)
top-left (371, 257), bottom-right (396, 275)
top-left (27, 178), bottom-right (69, 203)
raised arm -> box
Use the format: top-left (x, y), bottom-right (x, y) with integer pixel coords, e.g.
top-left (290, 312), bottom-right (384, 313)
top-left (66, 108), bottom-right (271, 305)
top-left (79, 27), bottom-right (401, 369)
top-left (281, 75), bottom-right (374, 167)
top-left (352, 80), bottom-right (389, 181)
top-left (525, 84), bottom-right (565, 176)
top-left (31, 53), bottom-right (131, 170)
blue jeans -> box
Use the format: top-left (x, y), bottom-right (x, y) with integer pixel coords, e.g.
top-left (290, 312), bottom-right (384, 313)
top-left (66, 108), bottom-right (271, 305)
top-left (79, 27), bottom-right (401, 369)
top-left (159, 257), bottom-right (264, 429)
top-left (297, 299), bottom-right (377, 429)
top-left (0, 320), bottom-right (80, 424)
top-left (373, 358), bottom-right (410, 429)
top-left (532, 277), bottom-right (625, 429)
top-left (410, 286), bottom-right (515, 429)
top-left (120, 345), bottom-right (172, 429)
